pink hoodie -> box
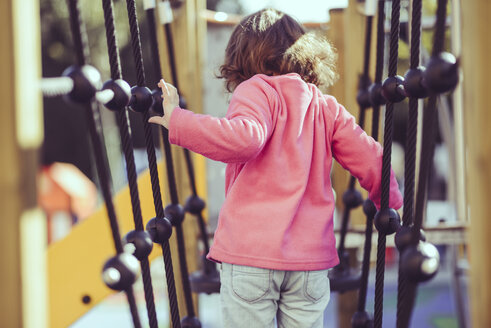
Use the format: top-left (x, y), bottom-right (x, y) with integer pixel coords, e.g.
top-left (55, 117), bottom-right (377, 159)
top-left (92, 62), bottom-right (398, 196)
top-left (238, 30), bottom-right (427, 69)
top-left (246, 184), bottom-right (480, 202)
top-left (169, 73), bottom-right (403, 271)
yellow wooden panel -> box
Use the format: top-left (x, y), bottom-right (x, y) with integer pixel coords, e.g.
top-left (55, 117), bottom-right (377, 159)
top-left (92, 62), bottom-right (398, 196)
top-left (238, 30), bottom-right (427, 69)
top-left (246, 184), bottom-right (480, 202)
top-left (462, 1), bottom-right (491, 327)
top-left (48, 166), bottom-right (165, 328)
top-left (1, 0), bottom-right (44, 327)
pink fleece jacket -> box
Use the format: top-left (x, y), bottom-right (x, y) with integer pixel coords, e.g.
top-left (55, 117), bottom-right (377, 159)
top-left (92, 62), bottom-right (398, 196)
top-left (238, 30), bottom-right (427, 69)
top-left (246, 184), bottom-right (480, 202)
top-left (169, 73), bottom-right (403, 271)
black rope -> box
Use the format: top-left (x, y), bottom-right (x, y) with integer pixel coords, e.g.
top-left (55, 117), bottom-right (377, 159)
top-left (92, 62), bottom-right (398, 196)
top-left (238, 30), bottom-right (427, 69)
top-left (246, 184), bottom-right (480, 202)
top-left (162, 17), bottom-right (199, 198)
top-left (145, 8), bottom-right (179, 203)
top-left (373, 232), bottom-right (386, 328)
top-left (67, 0), bottom-right (90, 65)
top-left (100, 0), bottom-right (158, 326)
top-left (144, 4), bottom-right (197, 319)
top-left (399, 104), bottom-right (418, 226)
top-left (123, 1), bottom-right (182, 327)
top-left (432, 0), bottom-right (448, 56)
top-left (354, 11), bottom-right (378, 318)
top-left (164, 23), bottom-right (180, 90)
top-left (413, 0), bottom-right (448, 243)
top-left (396, 0), bottom-right (422, 326)
top-left (161, 0), bottom-right (216, 293)
top-left (337, 107), bottom-right (366, 260)
top-left (66, 0), bottom-right (141, 326)
top-left (401, 0), bottom-right (421, 227)
top-left (371, 0), bottom-right (386, 142)
top-left (397, 96), bottom-right (438, 328)
top-left (370, 1), bottom-right (386, 326)
top-left (413, 97), bottom-right (438, 241)
top-left (374, 0), bottom-right (386, 85)
top-left (397, 1), bottom-right (449, 326)
top-left (362, 16), bottom-right (374, 81)
top-left (380, 0), bottom-right (400, 209)
top-left (374, 0), bottom-right (401, 326)
top-left (357, 202), bottom-right (375, 314)
top-left (101, 0), bottom-right (122, 82)
top-left (372, 105), bottom-right (381, 142)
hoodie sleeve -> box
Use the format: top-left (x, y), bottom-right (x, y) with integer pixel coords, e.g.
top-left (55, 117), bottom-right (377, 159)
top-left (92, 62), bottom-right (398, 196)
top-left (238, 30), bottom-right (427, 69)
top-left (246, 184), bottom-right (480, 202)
top-left (168, 77), bottom-right (275, 163)
top-left (328, 98), bottom-right (403, 209)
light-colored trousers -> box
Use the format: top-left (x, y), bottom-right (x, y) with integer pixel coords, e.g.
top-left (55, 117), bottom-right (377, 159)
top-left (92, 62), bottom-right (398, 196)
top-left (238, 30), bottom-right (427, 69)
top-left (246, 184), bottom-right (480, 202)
top-left (219, 262), bottom-right (331, 328)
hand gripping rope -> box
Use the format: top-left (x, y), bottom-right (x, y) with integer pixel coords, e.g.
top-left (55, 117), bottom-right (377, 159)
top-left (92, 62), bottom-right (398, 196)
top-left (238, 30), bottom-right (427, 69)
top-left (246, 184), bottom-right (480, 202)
top-left (141, 0), bottom-right (202, 326)
top-left (100, 0), bottom-right (161, 326)
top-left (122, 0), bottom-right (186, 326)
top-left (147, 1), bottom-right (220, 297)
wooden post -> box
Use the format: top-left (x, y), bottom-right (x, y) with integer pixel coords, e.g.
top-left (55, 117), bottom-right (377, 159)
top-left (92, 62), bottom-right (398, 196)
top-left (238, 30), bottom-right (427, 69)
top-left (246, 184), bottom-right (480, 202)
top-left (156, 0), bottom-right (207, 319)
top-left (0, 0), bottom-right (46, 327)
top-left (461, 1), bottom-right (491, 327)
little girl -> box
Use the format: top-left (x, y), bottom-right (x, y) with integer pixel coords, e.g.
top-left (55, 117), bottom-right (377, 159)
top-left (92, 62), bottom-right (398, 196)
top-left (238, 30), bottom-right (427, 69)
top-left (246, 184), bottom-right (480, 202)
top-left (149, 8), bottom-right (403, 328)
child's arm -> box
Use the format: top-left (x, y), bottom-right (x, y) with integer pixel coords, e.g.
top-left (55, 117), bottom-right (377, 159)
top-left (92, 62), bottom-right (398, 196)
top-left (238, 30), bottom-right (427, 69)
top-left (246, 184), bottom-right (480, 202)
top-left (150, 77), bottom-right (274, 163)
top-left (329, 99), bottom-right (403, 210)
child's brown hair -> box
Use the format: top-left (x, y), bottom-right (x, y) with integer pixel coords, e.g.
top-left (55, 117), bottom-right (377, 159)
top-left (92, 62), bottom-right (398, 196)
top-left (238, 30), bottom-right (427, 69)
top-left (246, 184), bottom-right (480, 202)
top-left (219, 8), bottom-right (338, 92)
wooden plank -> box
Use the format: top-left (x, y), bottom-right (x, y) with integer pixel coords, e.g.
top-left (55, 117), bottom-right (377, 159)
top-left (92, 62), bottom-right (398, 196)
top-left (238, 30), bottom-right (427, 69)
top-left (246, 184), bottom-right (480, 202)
top-left (0, 0), bottom-right (45, 327)
top-left (461, 1), bottom-right (491, 327)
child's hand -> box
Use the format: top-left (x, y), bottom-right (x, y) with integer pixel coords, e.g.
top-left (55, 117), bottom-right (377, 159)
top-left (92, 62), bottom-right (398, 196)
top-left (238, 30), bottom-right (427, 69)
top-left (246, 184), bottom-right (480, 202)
top-left (148, 78), bottom-right (179, 128)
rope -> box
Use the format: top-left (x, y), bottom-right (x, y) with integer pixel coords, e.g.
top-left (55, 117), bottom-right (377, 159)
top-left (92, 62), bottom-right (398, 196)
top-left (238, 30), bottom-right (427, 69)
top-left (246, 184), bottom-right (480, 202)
top-left (160, 0), bottom-right (217, 293)
top-left (145, 7), bottom-right (180, 205)
top-left (374, 0), bottom-right (386, 85)
top-left (370, 1), bottom-right (386, 326)
top-left (380, 0), bottom-right (400, 209)
top-left (371, 0), bottom-right (386, 142)
top-left (337, 106), bottom-right (366, 259)
top-left (100, 0), bottom-right (158, 326)
top-left (412, 0), bottom-right (447, 243)
top-left (162, 13), bottom-right (199, 198)
top-left (40, 77), bottom-right (74, 97)
top-left (373, 233), bottom-right (386, 328)
top-left (374, 0), bottom-right (401, 326)
top-left (66, 0), bottom-right (141, 326)
top-left (396, 1), bottom-right (422, 326)
top-left (353, 11), bottom-right (379, 317)
top-left (401, 0), bottom-right (421, 227)
top-left (357, 201), bottom-right (375, 313)
top-left (67, 0), bottom-right (90, 65)
top-left (432, 0), bottom-right (448, 56)
top-left (413, 96), bottom-right (438, 241)
top-left (125, 287), bottom-right (143, 328)
top-left (145, 4), bottom-right (198, 319)
top-left (397, 2), bottom-right (449, 327)
top-left (123, 0), bottom-right (182, 326)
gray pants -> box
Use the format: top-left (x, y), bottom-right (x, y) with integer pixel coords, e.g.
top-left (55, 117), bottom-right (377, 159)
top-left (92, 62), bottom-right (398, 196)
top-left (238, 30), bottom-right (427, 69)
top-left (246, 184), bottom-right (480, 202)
top-left (220, 262), bottom-right (331, 328)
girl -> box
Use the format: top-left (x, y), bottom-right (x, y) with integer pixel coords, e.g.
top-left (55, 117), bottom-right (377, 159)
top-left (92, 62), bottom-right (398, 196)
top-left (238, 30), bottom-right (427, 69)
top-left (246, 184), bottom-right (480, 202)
top-left (149, 8), bottom-right (403, 328)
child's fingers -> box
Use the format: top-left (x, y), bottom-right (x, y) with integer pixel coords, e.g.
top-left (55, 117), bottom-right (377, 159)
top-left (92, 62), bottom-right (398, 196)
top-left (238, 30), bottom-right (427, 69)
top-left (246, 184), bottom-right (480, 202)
top-left (166, 83), bottom-right (177, 92)
top-left (148, 115), bottom-right (165, 126)
top-left (158, 78), bottom-right (170, 94)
